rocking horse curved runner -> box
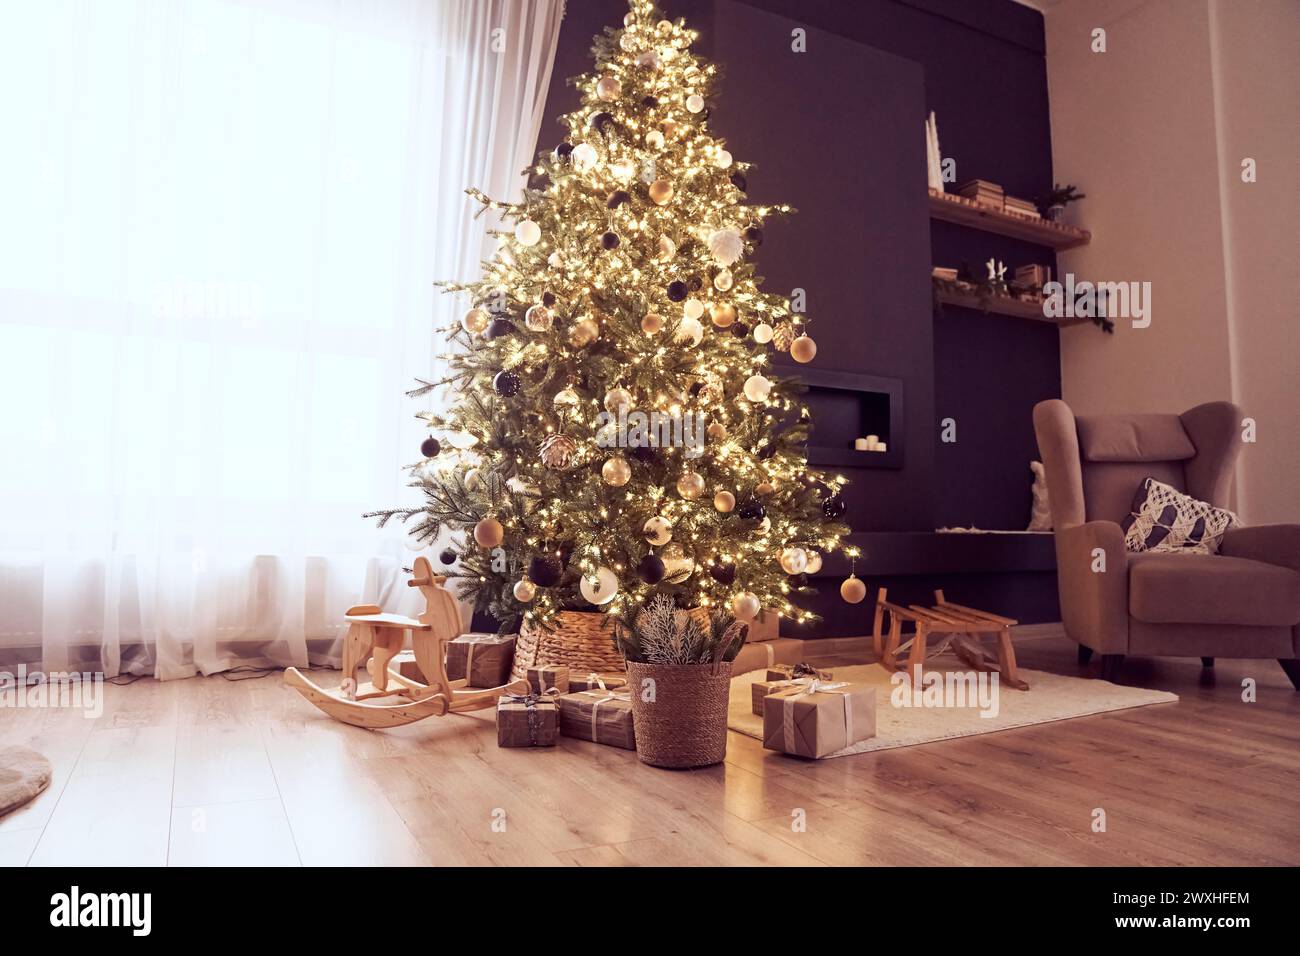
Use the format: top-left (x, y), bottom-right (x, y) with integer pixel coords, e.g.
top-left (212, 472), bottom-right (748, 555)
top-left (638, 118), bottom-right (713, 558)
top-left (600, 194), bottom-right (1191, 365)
top-left (284, 556), bottom-right (529, 728)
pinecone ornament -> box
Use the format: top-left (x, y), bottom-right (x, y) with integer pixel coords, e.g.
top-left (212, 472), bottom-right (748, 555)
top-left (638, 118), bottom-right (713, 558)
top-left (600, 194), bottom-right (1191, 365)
top-left (539, 434), bottom-right (578, 470)
top-left (772, 320), bottom-right (796, 352)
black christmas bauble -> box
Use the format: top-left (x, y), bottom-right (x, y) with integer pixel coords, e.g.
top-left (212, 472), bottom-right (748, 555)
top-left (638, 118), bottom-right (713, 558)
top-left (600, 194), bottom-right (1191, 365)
top-left (439, 548), bottom-right (457, 565)
top-left (688, 381), bottom-right (704, 397)
top-left (493, 370), bottom-right (521, 397)
top-left (527, 555), bottom-right (564, 588)
top-left (730, 172), bottom-right (748, 192)
top-left (589, 111), bottom-right (614, 133)
top-left (542, 291), bottom-right (556, 307)
top-left (756, 442), bottom-right (776, 460)
top-left (554, 142), bottom-right (573, 162)
top-left (709, 561), bottom-right (737, 585)
top-left (788, 572), bottom-right (809, 588)
top-left (420, 437), bottom-right (441, 458)
top-left (737, 500), bottom-right (766, 521)
top-left (744, 226), bottom-right (764, 246)
top-left (821, 493), bottom-right (847, 520)
top-left (606, 190), bottom-right (631, 209)
top-left (636, 554), bottom-right (666, 585)
top-left (488, 317), bottom-right (514, 339)
top-left (601, 231), bottom-right (621, 250)
top-left (631, 444), bottom-right (659, 463)
top-left (731, 322), bottom-right (749, 338)
top-left (641, 95), bottom-right (658, 108)
top-left (687, 275), bottom-right (703, 292)
top-left (666, 280), bottom-right (688, 302)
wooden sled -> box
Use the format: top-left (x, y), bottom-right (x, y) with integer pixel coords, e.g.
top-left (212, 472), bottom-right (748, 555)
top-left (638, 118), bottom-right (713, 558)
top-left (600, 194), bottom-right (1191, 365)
top-left (284, 556), bottom-right (529, 729)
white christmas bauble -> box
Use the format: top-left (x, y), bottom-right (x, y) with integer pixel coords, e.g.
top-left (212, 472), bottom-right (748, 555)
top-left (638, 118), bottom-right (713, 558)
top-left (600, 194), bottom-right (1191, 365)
top-left (732, 592), bottom-right (761, 622)
top-left (683, 298), bottom-right (705, 321)
top-left (686, 94), bottom-right (705, 113)
top-left (635, 51), bottom-right (661, 70)
top-left (657, 19), bottom-right (673, 33)
top-left (596, 76), bottom-right (621, 100)
top-left (580, 566), bottom-right (619, 605)
top-left (525, 304), bottom-right (552, 331)
top-left (646, 130), bottom-right (665, 151)
top-left (553, 386), bottom-right (579, 406)
top-left (514, 219), bottom-right (541, 246)
top-left (619, 33), bottom-right (636, 52)
top-left (715, 149), bottom-right (733, 169)
top-left (643, 515), bottom-right (673, 546)
top-left (548, 251), bottom-right (563, 269)
top-left (641, 312), bottom-right (664, 334)
top-left (780, 547), bottom-right (808, 575)
top-left (753, 322), bottom-right (774, 344)
top-left (804, 551), bottom-right (823, 575)
top-left (610, 157), bottom-right (636, 182)
top-left (676, 471), bottom-right (705, 499)
top-left (658, 236), bottom-right (677, 260)
top-left (674, 316), bottom-right (703, 347)
top-left (758, 516), bottom-right (772, 534)
top-left (601, 456), bottom-right (631, 486)
top-left (708, 228), bottom-right (744, 266)
top-left (661, 544), bottom-right (695, 582)
top-left (513, 580), bottom-right (536, 602)
top-left (743, 375), bottom-right (772, 402)
top-left (713, 269), bottom-right (734, 292)
top-left (604, 388), bottom-right (633, 413)
top-left (571, 142), bottom-right (597, 171)
top-left (462, 307), bottom-right (489, 334)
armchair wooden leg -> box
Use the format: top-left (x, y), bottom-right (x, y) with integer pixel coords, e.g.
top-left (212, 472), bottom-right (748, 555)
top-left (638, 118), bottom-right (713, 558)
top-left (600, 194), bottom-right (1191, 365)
top-left (1279, 659), bottom-right (1300, 690)
top-left (1077, 645), bottom-right (1094, 665)
top-left (1201, 657), bottom-right (1215, 668)
top-left (1099, 654), bottom-right (1125, 682)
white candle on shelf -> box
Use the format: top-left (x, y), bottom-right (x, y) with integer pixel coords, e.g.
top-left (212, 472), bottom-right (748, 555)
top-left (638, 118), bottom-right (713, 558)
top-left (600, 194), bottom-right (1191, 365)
top-left (875, 442), bottom-right (887, 453)
top-left (854, 438), bottom-right (870, 451)
top-left (865, 435), bottom-right (880, 450)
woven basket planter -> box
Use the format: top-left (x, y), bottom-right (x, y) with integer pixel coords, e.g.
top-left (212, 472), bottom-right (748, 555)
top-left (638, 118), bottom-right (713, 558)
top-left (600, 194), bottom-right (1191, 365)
top-left (624, 661), bottom-right (733, 769)
top-left (512, 611), bottom-right (625, 682)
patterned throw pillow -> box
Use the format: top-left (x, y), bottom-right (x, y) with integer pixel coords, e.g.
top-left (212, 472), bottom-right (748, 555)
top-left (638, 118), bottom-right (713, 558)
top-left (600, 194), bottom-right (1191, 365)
top-left (1121, 477), bottom-right (1239, 555)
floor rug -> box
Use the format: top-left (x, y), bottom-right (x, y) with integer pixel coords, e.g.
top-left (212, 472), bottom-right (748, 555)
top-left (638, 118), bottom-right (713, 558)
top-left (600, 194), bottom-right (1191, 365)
top-left (730, 663), bottom-right (1178, 758)
top-left (0, 746), bottom-right (53, 816)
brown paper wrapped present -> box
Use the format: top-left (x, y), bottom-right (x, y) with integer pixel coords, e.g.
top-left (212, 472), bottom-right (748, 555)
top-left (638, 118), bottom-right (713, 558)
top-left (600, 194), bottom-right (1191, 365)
top-left (446, 633), bottom-right (516, 688)
top-left (752, 677), bottom-right (817, 716)
top-left (496, 691), bottom-right (559, 748)
top-left (526, 664), bottom-right (570, 696)
top-left (557, 688), bottom-right (635, 750)
top-left (568, 672), bottom-right (628, 693)
top-left (762, 680), bottom-right (876, 759)
top-left (766, 662), bottom-right (832, 683)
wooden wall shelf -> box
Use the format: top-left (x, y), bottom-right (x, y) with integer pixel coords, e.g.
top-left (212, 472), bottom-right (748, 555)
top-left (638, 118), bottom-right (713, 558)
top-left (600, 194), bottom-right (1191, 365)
top-left (935, 288), bottom-right (1089, 326)
top-left (928, 189), bottom-right (1091, 249)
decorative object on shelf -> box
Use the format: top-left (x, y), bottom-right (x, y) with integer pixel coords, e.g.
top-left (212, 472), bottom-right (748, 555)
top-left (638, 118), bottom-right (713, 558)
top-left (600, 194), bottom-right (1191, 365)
top-left (762, 679), bottom-right (876, 759)
top-left (985, 258), bottom-right (1009, 297)
top-left (1039, 182), bottom-right (1086, 222)
top-left (557, 687), bottom-right (636, 750)
top-left (526, 664), bottom-right (570, 696)
top-left (928, 189), bottom-right (1090, 249)
top-left (924, 110), bottom-right (944, 192)
top-left (283, 557), bottom-right (529, 729)
top-left (446, 632), bottom-right (518, 688)
top-left (956, 178), bottom-right (1004, 211)
top-left (614, 597), bottom-right (748, 768)
top-left (1027, 460), bottom-right (1053, 532)
top-left (1004, 195), bottom-right (1041, 220)
top-left (496, 690), bottom-right (560, 747)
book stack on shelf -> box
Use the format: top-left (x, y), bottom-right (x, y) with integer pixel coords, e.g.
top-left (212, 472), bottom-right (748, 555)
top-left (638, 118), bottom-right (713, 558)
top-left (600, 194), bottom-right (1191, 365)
top-left (1004, 196), bottom-right (1041, 219)
top-left (956, 179), bottom-right (1004, 210)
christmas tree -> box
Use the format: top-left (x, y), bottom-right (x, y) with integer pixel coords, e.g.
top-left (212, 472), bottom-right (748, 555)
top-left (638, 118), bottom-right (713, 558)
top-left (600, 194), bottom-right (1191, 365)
top-left (371, 0), bottom-right (853, 635)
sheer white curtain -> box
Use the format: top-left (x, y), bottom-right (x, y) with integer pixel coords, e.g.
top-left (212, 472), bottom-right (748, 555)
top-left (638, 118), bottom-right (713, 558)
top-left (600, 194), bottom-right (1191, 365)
top-left (0, 0), bottom-right (563, 678)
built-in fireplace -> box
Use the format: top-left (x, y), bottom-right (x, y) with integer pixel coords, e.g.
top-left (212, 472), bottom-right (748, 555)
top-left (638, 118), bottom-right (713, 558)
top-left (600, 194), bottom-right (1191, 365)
top-left (796, 368), bottom-right (903, 469)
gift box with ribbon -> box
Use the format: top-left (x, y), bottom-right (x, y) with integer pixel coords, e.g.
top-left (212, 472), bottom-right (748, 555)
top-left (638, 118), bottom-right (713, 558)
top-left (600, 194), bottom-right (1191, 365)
top-left (526, 664), bottom-right (570, 696)
top-left (762, 679), bottom-right (876, 759)
top-left (446, 633), bottom-right (516, 688)
top-left (496, 689), bottom-right (560, 748)
top-left (556, 687), bottom-right (635, 750)
top-left (752, 677), bottom-right (814, 716)
top-left (568, 672), bottom-right (628, 693)
top-left (766, 662), bottom-right (833, 683)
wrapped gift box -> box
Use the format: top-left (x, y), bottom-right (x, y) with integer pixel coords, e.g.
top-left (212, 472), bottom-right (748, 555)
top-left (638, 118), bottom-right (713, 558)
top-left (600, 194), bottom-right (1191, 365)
top-left (446, 633), bottom-right (516, 688)
top-left (526, 664), bottom-right (570, 696)
top-left (557, 688), bottom-right (635, 750)
top-left (568, 672), bottom-right (628, 693)
top-left (752, 677), bottom-right (815, 716)
top-left (762, 681), bottom-right (876, 759)
top-left (496, 692), bottom-right (559, 748)
top-left (766, 663), bottom-right (833, 683)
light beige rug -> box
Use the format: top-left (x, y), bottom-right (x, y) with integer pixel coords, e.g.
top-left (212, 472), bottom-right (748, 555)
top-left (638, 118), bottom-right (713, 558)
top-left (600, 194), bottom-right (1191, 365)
top-left (730, 663), bottom-right (1178, 758)
top-left (0, 746), bottom-right (52, 816)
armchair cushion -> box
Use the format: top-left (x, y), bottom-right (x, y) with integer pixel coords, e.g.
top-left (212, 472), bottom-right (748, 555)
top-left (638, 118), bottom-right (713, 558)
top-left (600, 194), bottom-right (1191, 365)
top-left (1121, 476), bottom-right (1239, 555)
top-left (1129, 552), bottom-right (1300, 627)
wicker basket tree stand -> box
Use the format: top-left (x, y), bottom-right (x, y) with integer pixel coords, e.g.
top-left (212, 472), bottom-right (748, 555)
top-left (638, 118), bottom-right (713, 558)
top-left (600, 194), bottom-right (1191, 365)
top-left (511, 610), bottom-right (625, 682)
top-left (624, 661), bottom-right (733, 769)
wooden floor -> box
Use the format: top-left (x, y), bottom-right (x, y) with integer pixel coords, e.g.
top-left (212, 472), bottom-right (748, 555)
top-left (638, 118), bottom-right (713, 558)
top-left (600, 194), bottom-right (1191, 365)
top-left (3, 629), bottom-right (1298, 867)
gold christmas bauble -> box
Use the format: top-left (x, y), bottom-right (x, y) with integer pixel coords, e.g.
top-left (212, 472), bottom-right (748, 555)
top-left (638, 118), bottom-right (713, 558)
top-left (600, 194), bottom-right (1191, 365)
top-left (840, 574), bottom-right (867, 604)
top-left (755, 481), bottom-right (775, 496)
top-left (707, 421), bottom-right (727, 441)
top-left (732, 592), bottom-right (760, 622)
top-left (601, 456), bottom-right (632, 486)
top-left (643, 515), bottom-right (673, 546)
top-left (641, 312), bottom-right (664, 334)
top-left (474, 517), bottom-right (503, 549)
top-left (714, 490), bottom-right (736, 512)
top-left (462, 308), bottom-right (490, 334)
top-left (658, 236), bottom-right (677, 260)
top-left (524, 304), bottom-right (552, 331)
top-left (596, 76), bottom-right (621, 100)
top-left (710, 303), bottom-right (737, 328)
top-left (791, 334), bottom-right (818, 364)
top-left (676, 471), bottom-right (705, 499)
top-left (569, 317), bottom-right (599, 347)
top-left (713, 268), bottom-right (734, 292)
top-left (804, 551), bottom-right (823, 574)
top-left (648, 179), bottom-right (674, 205)
top-left (513, 580), bottom-right (536, 602)
top-left (635, 51), bottom-right (661, 70)
top-left (553, 386), bottom-right (579, 406)
top-left (604, 388), bottom-right (633, 413)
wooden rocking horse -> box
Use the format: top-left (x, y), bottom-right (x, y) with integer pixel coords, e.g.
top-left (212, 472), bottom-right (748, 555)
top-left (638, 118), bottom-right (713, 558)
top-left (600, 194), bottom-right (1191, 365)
top-left (284, 556), bottom-right (528, 728)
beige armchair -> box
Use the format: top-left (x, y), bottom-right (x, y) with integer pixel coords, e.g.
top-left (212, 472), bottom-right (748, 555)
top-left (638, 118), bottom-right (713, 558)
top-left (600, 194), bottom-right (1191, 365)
top-left (1033, 399), bottom-right (1300, 687)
